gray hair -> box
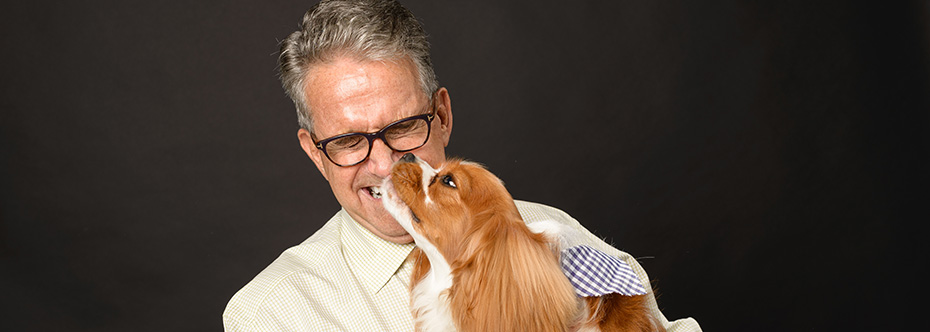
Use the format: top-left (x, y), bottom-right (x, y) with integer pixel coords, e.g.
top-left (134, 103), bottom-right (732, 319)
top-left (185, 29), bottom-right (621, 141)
top-left (278, 0), bottom-right (439, 132)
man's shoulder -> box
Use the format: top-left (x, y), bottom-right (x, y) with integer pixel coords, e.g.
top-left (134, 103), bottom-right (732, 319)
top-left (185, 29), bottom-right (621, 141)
top-left (253, 213), bottom-right (345, 281)
top-left (223, 212), bottom-right (348, 330)
top-left (514, 200), bottom-right (578, 224)
top-left (513, 200), bottom-right (618, 257)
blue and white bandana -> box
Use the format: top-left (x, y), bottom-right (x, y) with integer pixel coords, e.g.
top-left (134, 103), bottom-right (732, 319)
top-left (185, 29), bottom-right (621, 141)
top-left (559, 245), bottom-right (647, 297)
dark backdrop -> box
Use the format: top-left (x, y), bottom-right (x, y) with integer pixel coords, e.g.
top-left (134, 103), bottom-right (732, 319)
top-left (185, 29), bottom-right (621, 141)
top-left (2, 1), bottom-right (927, 331)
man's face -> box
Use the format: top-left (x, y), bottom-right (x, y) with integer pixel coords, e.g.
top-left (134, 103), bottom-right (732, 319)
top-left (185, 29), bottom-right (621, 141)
top-left (297, 57), bottom-right (453, 244)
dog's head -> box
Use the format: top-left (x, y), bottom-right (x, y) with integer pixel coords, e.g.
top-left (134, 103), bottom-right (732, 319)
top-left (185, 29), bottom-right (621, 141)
top-left (381, 153), bottom-right (520, 260)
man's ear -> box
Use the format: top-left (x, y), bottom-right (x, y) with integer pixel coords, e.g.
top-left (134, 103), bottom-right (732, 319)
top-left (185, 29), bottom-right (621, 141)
top-left (298, 128), bottom-right (329, 182)
top-left (433, 87), bottom-right (453, 146)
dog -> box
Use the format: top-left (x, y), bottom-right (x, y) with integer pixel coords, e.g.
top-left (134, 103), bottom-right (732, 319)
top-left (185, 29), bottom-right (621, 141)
top-left (381, 153), bottom-right (663, 332)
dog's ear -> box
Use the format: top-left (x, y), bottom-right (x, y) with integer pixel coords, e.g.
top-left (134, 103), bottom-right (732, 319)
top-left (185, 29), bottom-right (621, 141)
top-left (450, 214), bottom-right (578, 331)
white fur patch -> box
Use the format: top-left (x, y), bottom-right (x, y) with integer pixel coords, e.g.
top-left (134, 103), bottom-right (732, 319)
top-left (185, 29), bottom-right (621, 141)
top-left (381, 157), bottom-right (456, 331)
top-left (407, 240), bottom-right (456, 332)
top-left (420, 161), bottom-right (437, 205)
top-left (526, 219), bottom-right (583, 250)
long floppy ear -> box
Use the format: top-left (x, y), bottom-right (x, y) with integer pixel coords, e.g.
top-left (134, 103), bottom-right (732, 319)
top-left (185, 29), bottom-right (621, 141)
top-left (448, 213), bottom-right (578, 332)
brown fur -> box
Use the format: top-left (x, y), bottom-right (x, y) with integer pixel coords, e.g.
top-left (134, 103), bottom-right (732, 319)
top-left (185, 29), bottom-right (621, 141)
top-left (582, 294), bottom-right (665, 332)
top-left (393, 159), bottom-right (662, 332)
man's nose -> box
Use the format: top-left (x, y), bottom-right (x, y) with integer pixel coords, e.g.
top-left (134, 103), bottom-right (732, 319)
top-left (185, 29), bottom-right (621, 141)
top-left (365, 138), bottom-right (397, 177)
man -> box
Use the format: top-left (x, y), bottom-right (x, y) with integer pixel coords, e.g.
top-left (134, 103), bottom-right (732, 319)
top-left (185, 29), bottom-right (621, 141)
top-left (223, 1), bottom-right (701, 331)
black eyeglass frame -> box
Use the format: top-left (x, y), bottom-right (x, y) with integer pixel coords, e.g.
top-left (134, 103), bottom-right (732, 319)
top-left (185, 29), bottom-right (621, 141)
top-left (312, 111), bottom-right (436, 167)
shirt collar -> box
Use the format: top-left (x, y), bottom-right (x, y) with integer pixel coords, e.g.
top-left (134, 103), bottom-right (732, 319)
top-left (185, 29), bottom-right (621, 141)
top-left (339, 209), bottom-right (415, 294)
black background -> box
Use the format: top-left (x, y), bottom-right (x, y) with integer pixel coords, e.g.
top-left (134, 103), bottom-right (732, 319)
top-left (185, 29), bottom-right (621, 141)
top-left (2, 1), bottom-right (928, 331)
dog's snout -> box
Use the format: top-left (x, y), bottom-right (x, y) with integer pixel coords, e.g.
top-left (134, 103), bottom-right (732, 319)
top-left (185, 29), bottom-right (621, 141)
top-left (400, 153), bottom-right (417, 163)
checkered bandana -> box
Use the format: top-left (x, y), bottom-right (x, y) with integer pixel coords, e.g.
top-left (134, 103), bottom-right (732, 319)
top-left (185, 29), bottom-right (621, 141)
top-left (559, 245), bottom-right (647, 297)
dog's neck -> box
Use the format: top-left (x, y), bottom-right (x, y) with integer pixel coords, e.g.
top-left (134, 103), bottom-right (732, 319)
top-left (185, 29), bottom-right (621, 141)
top-left (410, 232), bottom-right (454, 288)
top-left (407, 226), bottom-right (459, 332)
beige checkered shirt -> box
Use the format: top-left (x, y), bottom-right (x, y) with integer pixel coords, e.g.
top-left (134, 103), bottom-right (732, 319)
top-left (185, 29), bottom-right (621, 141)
top-left (223, 200), bottom-right (702, 331)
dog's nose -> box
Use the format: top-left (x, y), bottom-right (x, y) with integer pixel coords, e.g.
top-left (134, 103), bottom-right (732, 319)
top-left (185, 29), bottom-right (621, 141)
top-left (400, 153), bottom-right (417, 163)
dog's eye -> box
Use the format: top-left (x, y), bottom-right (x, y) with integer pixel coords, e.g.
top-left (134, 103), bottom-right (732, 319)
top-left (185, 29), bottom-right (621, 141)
top-left (440, 175), bottom-right (456, 188)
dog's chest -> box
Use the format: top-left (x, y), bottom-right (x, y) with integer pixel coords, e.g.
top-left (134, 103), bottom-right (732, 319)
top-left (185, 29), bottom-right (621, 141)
top-left (410, 269), bottom-right (456, 332)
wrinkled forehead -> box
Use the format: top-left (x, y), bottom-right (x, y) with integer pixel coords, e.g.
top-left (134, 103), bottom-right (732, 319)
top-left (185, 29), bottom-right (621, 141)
top-left (303, 57), bottom-right (428, 137)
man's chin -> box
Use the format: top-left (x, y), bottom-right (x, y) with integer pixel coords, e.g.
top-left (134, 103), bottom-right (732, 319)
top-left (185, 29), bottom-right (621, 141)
top-left (364, 221), bottom-right (414, 244)
top-left (350, 206), bottom-right (414, 244)
top-left (383, 233), bottom-right (415, 245)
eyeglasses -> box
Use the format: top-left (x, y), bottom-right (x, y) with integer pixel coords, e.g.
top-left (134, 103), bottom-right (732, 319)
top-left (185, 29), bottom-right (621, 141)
top-left (313, 104), bottom-right (436, 167)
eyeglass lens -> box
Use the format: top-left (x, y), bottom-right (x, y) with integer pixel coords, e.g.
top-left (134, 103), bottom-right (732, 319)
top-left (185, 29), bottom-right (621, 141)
top-left (324, 117), bottom-right (430, 166)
